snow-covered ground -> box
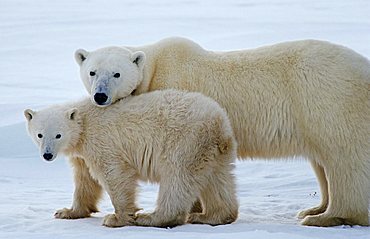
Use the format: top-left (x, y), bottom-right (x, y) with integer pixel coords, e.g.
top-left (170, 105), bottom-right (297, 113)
top-left (0, 0), bottom-right (369, 238)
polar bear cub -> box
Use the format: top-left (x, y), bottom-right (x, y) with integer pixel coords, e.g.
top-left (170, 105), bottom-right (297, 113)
top-left (24, 89), bottom-right (238, 228)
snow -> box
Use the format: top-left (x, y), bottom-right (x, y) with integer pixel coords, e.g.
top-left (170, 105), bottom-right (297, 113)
top-left (0, 0), bottom-right (369, 238)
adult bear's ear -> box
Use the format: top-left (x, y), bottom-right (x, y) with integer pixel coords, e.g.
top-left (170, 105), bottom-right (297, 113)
top-left (131, 51), bottom-right (146, 69)
top-left (75, 49), bottom-right (89, 66)
top-left (66, 108), bottom-right (79, 121)
top-left (24, 109), bottom-right (35, 121)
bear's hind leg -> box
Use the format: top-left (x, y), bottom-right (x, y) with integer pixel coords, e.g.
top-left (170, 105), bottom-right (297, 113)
top-left (55, 157), bottom-right (103, 219)
top-left (135, 170), bottom-right (201, 228)
top-left (298, 160), bottom-right (328, 219)
top-left (188, 168), bottom-right (238, 226)
top-left (302, 151), bottom-right (370, 227)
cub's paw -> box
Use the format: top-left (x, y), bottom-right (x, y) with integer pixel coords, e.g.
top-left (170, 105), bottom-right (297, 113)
top-left (188, 212), bottom-right (236, 225)
top-left (135, 212), bottom-right (186, 228)
top-left (135, 213), bottom-right (155, 226)
top-left (102, 213), bottom-right (134, 228)
top-left (187, 213), bottom-right (204, 224)
top-left (54, 208), bottom-right (90, 219)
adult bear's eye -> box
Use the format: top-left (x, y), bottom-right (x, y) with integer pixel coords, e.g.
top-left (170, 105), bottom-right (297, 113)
top-left (56, 134), bottom-right (61, 139)
top-left (114, 73), bottom-right (120, 78)
top-left (90, 71), bottom-right (95, 76)
top-left (37, 134), bottom-right (43, 138)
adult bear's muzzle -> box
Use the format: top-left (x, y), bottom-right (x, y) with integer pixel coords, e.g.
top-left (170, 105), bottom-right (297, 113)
top-left (94, 92), bottom-right (109, 105)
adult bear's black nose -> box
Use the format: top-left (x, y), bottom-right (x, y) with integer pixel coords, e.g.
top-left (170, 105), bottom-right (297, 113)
top-left (43, 153), bottom-right (53, 161)
top-left (94, 93), bottom-right (108, 105)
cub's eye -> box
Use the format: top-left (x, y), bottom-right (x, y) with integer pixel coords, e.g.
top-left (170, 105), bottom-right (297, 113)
top-left (89, 71), bottom-right (96, 76)
top-left (113, 73), bottom-right (120, 78)
top-left (56, 134), bottom-right (61, 139)
top-left (37, 134), bottom-right (43, 138)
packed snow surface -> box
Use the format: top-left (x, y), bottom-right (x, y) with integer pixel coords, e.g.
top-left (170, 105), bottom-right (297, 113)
top-left (0, 0), bottom-right (369, 238)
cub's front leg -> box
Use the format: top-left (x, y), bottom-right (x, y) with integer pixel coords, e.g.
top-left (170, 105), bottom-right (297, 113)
top-left (101, 161), bottom-right (140, 227)
top-left (55, 157), bottom-right (103, 219)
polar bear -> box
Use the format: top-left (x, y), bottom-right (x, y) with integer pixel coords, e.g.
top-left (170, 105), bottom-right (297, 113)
top-left (75, 37), bottom-right (370, 227)
top-left (24, 90), bottom-right (238, 228)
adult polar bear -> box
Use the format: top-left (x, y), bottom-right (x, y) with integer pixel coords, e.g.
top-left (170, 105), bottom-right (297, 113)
top-left (75, 37), bottom-right (370, 227)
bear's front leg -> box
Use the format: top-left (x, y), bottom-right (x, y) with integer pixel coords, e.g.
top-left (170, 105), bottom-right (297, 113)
top-left (101, 161), bottom-right (140, 227)
top-left (55, 157), bottom-right (103, 219)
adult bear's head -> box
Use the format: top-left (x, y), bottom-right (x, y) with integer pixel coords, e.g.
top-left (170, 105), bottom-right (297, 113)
top-left (75, 46), bottom-right (146, 107)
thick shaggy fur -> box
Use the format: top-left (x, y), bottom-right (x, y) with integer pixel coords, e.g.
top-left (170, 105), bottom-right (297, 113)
top-left (76, 38), bottom-right (370, 226)
top-left (25, 90), bottom-right (238, 228)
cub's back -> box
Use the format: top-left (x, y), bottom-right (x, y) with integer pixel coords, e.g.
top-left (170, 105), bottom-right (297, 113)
top-left (95, 89), bottom-right (228, 128)
top-left (79, 89), bottom-right (232, 148)
top-left (80, 89), bottom-right (233, 181)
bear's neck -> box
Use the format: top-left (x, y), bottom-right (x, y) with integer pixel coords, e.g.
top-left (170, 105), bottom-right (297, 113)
top-left (62, 125), bottom-right (84, 158)
top-left (61, 101), bottom-right (89, 158)
top-left (135, 48), bottom-right (157, 95)
top-left (135, 42), bottom-right (215, 94)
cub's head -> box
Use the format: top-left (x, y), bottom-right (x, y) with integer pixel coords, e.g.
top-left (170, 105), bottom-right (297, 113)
top-left (24, 107), bottom-right (80, 162)
top-left (75, 46), bottom-right (146, 107)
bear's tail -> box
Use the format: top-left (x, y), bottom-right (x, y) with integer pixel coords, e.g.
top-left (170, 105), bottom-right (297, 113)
top-left (214, 114), bottom-right (236, 155)
top-left (218, 136), bottom-right (233, 154)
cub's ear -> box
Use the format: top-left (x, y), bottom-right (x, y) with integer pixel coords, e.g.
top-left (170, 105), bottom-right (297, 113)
top-left (131, 51), bottom-right (146, 69)
top-left (24, 109), bottom-right (35, 121)
top-left (66, 108), bottom-right (79, 121)
top-left (74, 49), bottom-right (89, 66)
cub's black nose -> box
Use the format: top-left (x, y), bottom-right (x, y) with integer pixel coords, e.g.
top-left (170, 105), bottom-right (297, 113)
top-left (94, 93), bottom-right (108, 105)
top-left (43, 153), bottom-right (53, 161)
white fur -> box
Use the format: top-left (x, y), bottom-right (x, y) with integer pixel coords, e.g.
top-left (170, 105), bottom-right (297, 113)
top-left (75, 47), bottom-right (145, 106)
top-left (25, 90), bottom-right (238, 228)
top-left (75, 37), bottom-right (370, 226)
